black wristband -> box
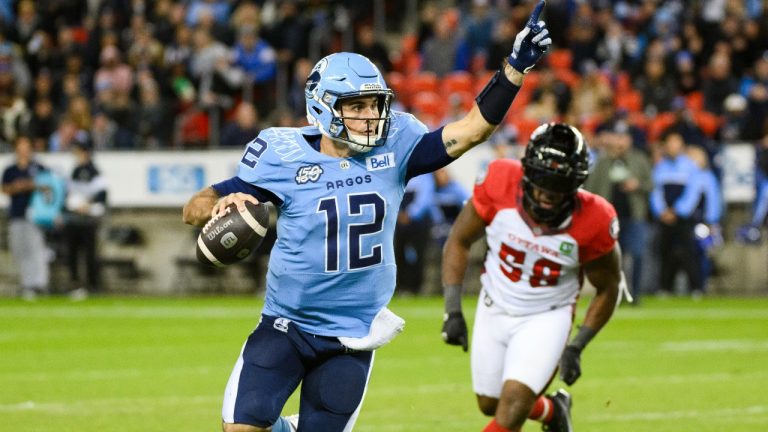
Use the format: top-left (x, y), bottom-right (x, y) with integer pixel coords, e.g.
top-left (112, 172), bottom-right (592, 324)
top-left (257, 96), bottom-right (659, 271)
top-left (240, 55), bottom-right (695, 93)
top-left (475, 66), bottom-right (521, 125)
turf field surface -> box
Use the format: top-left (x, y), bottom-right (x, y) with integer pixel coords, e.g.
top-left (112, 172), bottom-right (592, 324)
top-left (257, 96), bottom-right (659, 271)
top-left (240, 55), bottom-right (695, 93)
top-left (1, 295), bottom-right (767, 431)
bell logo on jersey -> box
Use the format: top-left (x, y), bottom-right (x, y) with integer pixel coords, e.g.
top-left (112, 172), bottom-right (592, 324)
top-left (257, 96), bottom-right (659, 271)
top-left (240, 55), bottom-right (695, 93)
top-left (295, 165), bottom-right (324, 184)
top-left (366, 152), bottom-right (395, 171)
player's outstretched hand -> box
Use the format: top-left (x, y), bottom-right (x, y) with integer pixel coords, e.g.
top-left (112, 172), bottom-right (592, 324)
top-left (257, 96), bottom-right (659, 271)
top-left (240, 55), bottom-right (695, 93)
top-left (559, 345), bottom-right (582, 385)
top-left (212, 193), bottom-right (259, 218)
top-left (508, 0), bottom-right (552, 74)
top-left (442, 312), bottom-right (468, 352)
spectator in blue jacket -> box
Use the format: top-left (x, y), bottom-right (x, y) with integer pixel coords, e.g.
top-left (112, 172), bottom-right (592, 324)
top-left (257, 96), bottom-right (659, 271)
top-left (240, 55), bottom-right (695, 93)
top-left (687, 146), bottom-right (723, 295)
top-left (739, 137), bottom-right (768, 245)
top-left (395, 173), bottom-right (438, 295)
top-left (431, 167), bottom-right (470, 248)
top-left (650, 130), bottom-right (704, 297)
top-left (233, 26), bottom-right (276, 123)
top-left (753, 138), bottom-right (768, 228)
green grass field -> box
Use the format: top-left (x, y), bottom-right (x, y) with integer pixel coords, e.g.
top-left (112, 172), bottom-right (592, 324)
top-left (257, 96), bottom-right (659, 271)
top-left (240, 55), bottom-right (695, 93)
top-left (1, 294), bottom-right (767, 431)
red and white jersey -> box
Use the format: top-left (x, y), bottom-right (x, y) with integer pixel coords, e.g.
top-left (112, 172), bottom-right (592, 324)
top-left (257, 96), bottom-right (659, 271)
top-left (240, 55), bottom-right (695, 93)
top-left (473, 159), bottom-right (618, 315)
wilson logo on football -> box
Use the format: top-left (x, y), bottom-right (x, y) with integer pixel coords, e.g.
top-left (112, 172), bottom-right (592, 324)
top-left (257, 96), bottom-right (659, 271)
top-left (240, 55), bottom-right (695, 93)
top-left (205, 218), bottom-right (234, 240)
top-left (295, 165), bottom-right (324, 184)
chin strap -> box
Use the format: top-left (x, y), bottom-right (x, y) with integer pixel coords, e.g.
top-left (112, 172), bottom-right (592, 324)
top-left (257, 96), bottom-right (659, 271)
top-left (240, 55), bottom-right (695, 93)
top-left (345, 132), bottom-right (377, 153)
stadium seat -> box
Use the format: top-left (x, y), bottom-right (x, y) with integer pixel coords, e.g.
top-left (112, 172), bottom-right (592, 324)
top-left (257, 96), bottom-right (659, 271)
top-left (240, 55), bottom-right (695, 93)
top-left (406, 72), bottom-right (440, 95)
top-left (647, 112), bottom-right (677, 143)
top-left (521, 70), bottom-right (541, 89)
top-left (411, 91), bottom-right (446, 119)
top-left (626, 111), bottom-right (649, 131)
top-left (401, 33), bottom-right (418, 54)
top-left (579, 114), bottom-right (603, 135)
top-left (473, 71), bottom-right (496, 94)
top-left (614, 71), bottom-right (632, 94)
top-left (615, 90), bottom-right (643, 113)
top-left (692, 110), bottom-right (722, 137)
top-left (686, 91), bottom-right (705, 111)
top-left (441, 71), bottom-right (474, 95)
top-left (387, 71), bottom-right (407, 105)
top-left (402, 53), bottom-right (422, 76)
top-left (554, 68), bottom-right (581, 88)
top-left (392, 33), bottom-right (420, 74)
top-left (547, 49), bottom-right (573, 71)
top-left (506, 116), bottom-right (540, 145)
top-left (448, 90), bottom-right (476, 112)
top-left (508, 87), bottom-right (532, 113)
top-left (415, 111), bottom-right (441, 129)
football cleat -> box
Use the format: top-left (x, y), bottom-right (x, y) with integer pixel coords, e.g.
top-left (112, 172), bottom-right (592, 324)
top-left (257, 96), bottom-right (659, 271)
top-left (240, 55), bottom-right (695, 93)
top-left (542, 389), bottom-right (573, 432)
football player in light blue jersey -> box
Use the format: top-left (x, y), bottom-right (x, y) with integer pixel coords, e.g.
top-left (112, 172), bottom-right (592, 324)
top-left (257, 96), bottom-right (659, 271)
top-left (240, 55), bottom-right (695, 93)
top-left (182, 2), bottom-right (551, 431)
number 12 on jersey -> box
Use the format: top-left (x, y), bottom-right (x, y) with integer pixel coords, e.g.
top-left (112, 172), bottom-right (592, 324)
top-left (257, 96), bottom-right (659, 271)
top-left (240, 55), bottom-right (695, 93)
top-left (317, 192), bottom-right (385, 272)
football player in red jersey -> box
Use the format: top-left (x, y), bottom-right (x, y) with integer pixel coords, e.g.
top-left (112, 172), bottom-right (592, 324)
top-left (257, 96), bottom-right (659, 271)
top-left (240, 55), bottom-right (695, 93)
top-left (441, 123), bottom-right (622, 432)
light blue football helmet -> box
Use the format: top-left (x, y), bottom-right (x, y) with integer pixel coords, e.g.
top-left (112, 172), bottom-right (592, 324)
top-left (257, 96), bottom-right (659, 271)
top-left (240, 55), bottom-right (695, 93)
top-left (305, 52), bottom-right (394, 153)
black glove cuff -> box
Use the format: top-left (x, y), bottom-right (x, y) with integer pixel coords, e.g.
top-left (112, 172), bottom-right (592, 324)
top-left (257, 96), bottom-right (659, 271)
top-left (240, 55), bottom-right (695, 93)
top-left (445, 311), bottom-right (464, 320)
top-left (475, 65), bottom-right (521, 125)
top-left (444, 284), bottom-right (463, 314)
top-left (569, 325), bottom-right (597, 351)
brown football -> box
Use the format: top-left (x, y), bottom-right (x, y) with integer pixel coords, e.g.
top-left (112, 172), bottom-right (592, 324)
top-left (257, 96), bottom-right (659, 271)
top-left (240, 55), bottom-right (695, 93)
top-left (196, 201), bottom-right (269, 266)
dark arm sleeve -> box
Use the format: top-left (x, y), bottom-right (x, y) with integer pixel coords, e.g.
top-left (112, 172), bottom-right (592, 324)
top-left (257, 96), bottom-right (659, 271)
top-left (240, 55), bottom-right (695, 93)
top-left (405, 127), bottom-right (456, 183)
top-left (211, 176), bottom-right (283, 206)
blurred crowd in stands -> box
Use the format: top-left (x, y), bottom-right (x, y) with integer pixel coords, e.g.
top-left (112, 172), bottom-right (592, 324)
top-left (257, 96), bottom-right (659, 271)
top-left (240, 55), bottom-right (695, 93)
top-left (0, 0), bottom-right (764, 152)
top-left (1, 0), bottom-right (768, 299)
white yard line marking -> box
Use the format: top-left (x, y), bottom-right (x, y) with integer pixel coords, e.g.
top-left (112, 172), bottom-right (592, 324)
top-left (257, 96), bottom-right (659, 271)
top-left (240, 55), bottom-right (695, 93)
top-left (611, 307), bottom-right (768, 320)
top-left (586, 405), bottom-right (767, 421)
top-left (586, 370), bottom-right (768, 385)
top-left (660, 339), bottom-right (768, 352)
top-left (0, 395), bottom-right (220, 413)
top-left (0, 306), bottom-right (260, 319)
top-left (0, 366), bottom-right (216, 382)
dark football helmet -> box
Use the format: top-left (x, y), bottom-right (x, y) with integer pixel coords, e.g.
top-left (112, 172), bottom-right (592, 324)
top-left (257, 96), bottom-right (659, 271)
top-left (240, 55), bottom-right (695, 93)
top-left (521, 122), bottom-right (589, 224)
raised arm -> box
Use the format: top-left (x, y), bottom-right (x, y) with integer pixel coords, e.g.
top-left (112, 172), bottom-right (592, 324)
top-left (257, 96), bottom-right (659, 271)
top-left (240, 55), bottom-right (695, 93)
top-left (442, 0), bottom-right (551, 158)
top-left (440, 200), bottom-right (487, 351)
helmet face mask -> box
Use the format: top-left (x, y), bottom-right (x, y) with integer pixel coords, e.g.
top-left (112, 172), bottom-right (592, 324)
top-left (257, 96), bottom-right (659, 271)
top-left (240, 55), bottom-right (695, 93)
top-left (305, 53), bottom-right (394, 153)
top-left (521, 123), bottom-right (589, 224)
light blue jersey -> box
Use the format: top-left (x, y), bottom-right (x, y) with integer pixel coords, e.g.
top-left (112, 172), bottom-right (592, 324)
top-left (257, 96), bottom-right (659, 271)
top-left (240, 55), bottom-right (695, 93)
top-left (236, 111), bottom-right (430, 337)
